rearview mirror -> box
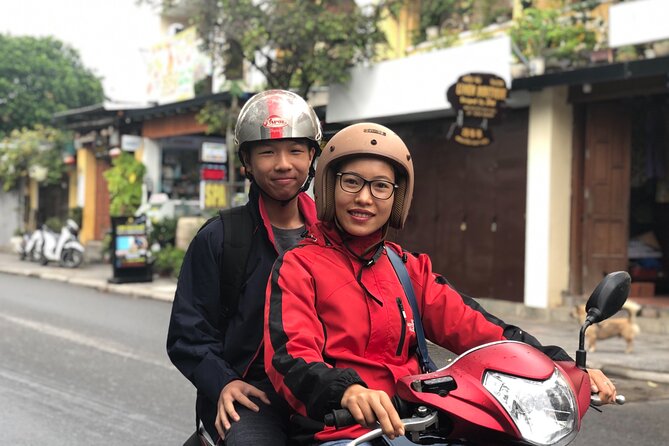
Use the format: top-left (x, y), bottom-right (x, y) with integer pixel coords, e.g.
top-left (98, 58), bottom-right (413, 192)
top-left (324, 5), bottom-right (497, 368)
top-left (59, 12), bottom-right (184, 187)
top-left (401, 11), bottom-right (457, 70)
top-left (585, 271), bottom-right (631, 324)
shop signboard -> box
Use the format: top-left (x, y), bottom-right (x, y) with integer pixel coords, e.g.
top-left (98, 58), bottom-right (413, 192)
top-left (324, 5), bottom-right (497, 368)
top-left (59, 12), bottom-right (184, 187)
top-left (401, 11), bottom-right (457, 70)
top-left (201, 181), bottom-right (228, 209)
top-left (108, 215), bottom-right (153, 283)
top-left (451, 126), bottom-right (493, 147)
top-left (121, 134), bottom-right (143, 152)
top-left (446, 73), bottom-right (508, 148)
top-left (201, 141), bottom-right (228, 163)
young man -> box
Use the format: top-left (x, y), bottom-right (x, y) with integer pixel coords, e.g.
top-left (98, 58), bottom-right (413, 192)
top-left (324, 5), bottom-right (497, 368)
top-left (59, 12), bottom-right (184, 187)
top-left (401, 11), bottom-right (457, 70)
top-left (167, 90), bottom-right (322, 445)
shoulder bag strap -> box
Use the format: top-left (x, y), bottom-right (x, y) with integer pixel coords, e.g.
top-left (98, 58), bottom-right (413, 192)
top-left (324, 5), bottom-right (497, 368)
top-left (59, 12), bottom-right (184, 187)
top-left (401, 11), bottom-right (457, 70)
top-left (219, 206), bottom-right (254, 321)
top-left (386, 246), bottom-right (436, 373)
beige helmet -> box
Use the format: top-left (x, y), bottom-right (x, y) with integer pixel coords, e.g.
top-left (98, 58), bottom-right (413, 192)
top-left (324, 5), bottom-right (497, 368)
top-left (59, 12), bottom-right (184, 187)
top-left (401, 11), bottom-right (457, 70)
top-left (314, 122), bottom-right (414, 229)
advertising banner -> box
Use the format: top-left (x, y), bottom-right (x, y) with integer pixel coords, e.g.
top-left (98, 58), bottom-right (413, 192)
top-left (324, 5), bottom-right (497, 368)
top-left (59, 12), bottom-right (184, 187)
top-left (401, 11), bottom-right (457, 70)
top-left (108, 215), bottom-right (153, 283)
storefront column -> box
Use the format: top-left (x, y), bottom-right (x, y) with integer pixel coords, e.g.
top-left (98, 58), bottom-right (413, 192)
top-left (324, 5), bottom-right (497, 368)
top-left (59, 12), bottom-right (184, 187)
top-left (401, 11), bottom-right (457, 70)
top-left (77, 148), bottom-right (97, 244)
top-left (139, 138), bottom-right (161, 198)
top-left (524, 86), bottom-right (573, 308)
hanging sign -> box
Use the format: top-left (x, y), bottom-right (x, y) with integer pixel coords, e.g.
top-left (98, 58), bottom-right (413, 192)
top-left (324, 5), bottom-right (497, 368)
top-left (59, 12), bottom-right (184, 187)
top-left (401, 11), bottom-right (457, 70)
top-left (121, 135), bottom-right (143, 152)
top-left (446, 73), bottom-right (508, 148)
top-left (201, 141), bottom-right (228, 163)
top-left (452, 126), bottom-right (493, 147)
top-left (447, 73), bottom-right (507, 121)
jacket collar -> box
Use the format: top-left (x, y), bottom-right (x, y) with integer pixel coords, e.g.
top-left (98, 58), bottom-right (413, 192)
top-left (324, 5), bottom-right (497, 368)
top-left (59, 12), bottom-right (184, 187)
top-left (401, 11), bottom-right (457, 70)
top-left (249, 182), bottom-right (318, 248)
top-left (315, 221), bottom-right (384, 260)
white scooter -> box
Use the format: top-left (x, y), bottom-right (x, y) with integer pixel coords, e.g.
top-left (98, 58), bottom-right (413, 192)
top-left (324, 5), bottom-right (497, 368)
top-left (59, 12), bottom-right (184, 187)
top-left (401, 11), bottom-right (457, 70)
top-left (38, 219), bottom-right (85, 268)
top-left (19, 229), bottom-right (44, 262)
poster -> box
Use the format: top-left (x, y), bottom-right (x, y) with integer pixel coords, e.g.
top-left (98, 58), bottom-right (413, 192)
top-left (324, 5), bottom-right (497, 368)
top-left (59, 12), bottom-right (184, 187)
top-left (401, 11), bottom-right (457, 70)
top-left (109, 215), bottom-right (153, 283)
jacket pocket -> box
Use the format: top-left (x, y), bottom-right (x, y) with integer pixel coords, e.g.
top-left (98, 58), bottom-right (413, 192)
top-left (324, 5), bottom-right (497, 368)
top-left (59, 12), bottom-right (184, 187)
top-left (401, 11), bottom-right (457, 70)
top-left (396, 297), bottom-right (407, 356)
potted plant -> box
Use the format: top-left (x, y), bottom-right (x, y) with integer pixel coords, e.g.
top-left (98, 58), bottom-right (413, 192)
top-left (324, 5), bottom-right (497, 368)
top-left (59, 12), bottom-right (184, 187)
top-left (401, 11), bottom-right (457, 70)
top-left (511, 7), bottom-right (597, 74)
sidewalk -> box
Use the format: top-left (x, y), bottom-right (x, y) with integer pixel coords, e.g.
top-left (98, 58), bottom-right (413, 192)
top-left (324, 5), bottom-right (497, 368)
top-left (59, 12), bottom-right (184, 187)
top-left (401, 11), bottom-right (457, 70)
top-left (2, 252), bottom-right (669, 383)
top-left (0, 252), bottom-right (177, 302)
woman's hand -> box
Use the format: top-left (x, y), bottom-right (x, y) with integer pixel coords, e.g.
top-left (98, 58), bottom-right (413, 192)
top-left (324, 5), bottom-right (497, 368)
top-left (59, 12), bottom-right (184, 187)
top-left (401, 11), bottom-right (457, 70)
top-left (215, 380), bottom-right (271, 439)
top-left (587, 368), bottom-right (617, 404)
top-left (340, 384), bottom-right (405, 439)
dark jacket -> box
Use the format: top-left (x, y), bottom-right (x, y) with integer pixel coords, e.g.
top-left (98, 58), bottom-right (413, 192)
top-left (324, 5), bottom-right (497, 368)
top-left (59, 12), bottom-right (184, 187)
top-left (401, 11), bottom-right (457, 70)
top-left (167, 183), bottom-right (318, 439)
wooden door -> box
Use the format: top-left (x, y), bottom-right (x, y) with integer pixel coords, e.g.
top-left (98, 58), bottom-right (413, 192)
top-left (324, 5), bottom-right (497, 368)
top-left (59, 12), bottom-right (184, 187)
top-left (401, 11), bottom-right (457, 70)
top-left (391, 109), bottom-right (528, 301)
top-left (582, 102), bottom-right (631, 293)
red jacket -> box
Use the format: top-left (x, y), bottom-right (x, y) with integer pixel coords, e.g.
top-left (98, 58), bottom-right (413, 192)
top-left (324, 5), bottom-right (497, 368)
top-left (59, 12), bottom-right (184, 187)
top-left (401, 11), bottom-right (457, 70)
top-left (264, 222), bottom-right (570, 443)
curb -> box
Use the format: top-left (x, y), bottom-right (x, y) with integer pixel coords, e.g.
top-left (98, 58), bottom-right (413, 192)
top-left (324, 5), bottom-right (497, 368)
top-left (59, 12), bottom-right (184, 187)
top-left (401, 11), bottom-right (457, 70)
top-left (0, 266), bottom-right (176, 302)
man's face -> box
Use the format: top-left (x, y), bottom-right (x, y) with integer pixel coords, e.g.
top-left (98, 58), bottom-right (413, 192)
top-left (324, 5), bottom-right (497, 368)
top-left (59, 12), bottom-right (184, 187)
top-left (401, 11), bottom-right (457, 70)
top-left (244, 139), bottom-right (315, 201)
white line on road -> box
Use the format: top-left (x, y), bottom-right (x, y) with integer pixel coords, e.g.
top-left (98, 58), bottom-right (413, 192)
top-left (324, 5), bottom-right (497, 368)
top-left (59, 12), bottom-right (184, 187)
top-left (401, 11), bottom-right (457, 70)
top-left (0, 312), bottom-right (171, 369)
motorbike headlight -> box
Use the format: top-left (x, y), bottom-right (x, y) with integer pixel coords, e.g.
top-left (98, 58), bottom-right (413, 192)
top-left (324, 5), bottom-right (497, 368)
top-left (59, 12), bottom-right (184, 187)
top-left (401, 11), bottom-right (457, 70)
top-left (483, 368), bottom-right (577, 446)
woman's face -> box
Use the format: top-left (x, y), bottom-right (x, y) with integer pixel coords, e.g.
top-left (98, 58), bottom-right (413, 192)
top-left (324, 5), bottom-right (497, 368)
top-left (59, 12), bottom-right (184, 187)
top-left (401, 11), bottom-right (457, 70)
top-left (334, 157), bottom-right (396, 237)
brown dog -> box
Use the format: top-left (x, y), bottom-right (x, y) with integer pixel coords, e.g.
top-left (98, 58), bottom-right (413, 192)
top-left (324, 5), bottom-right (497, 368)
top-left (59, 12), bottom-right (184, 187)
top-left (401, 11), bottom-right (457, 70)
top-left (572, 300), bottom-right (641, 354)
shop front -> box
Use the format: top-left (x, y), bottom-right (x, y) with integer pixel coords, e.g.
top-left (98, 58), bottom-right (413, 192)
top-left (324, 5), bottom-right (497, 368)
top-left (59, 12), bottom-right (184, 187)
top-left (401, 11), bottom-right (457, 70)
top-left (126, 92), bottom-right (247, 212)
top-left (516, 56), bottom-right (669, 303)
top-left (327, 36), bottom-right (530, 302)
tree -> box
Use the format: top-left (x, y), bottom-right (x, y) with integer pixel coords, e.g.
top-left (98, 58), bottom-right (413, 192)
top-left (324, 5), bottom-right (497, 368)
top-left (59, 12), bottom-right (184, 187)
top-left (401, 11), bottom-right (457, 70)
top-left (103, 153), bottom-right (147, 216)
top-left (155, 0), bottom-right (394, 98)
top-left (0, 34), bottom-right (104, 136)
top-left (0, 126), bottom-right (67, 192)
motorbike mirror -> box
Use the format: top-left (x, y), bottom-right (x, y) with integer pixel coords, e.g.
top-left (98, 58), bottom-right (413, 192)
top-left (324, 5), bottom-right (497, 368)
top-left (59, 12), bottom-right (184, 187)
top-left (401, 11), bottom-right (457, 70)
top-left (585, 271), bottom-right (631, 324)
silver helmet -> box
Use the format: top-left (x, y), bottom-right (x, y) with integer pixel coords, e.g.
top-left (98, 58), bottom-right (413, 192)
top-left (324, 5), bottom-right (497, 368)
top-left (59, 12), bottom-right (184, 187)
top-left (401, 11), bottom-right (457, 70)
top-left (234, 89), bottom-right (322, 160)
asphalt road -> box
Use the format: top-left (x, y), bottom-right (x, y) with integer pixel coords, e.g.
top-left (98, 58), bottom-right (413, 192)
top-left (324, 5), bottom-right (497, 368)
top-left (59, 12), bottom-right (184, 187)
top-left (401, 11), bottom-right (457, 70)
top-left (2, 272), bottom-right (668, 445)
top-left (0, 273), bottom-right (194, 445)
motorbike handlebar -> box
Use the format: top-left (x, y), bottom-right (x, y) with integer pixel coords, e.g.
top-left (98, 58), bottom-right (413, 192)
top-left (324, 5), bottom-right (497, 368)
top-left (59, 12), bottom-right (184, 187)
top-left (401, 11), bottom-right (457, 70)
top-left (324, 409), bottom-right (356, 428)
top-left (324, 396), bottom-right (412, 429)
top-left (591, 394), bottom-right (626, 406)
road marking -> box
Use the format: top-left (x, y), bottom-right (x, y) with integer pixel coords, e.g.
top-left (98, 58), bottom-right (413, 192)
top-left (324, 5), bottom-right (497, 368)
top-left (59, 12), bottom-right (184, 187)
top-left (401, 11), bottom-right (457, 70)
top-left (0, 312), bottom-right (170, 369)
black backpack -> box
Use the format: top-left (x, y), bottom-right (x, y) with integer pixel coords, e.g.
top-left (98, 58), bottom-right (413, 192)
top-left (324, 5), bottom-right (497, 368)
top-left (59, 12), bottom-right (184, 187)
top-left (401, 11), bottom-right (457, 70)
top-left (198, 206), bottom-right (254, 322)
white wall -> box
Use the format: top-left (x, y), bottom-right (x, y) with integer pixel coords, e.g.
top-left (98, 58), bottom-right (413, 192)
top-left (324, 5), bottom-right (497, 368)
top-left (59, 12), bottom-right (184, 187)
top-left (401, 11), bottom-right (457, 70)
top-left (140, 138), bottom-right (162, 199)
top-left (327, 36), bottom-right (512, 123)
top-left (0, 189), bottom-right (21, 250)
top-left (524, 86), bottom-right (573, 309)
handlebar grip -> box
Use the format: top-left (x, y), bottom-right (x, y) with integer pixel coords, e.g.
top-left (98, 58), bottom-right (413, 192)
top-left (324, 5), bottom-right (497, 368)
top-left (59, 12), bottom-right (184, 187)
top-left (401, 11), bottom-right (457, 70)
top-left (591, 393), bottom-right (626, 406)
top-left (324, 409), bottom-right (356, 428)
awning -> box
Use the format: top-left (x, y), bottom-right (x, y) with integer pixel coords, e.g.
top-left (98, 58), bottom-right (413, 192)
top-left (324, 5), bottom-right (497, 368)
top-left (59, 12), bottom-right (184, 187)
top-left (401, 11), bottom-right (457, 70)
top-left (512, 55), bottom-right (669, 91)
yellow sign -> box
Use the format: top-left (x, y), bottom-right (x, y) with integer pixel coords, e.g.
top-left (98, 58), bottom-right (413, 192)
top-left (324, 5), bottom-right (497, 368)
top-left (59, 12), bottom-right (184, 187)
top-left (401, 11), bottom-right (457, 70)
top-left (204, 181), bottom-right (228, 209)
top-left (447, 73), bottom-right (508, 120)
top-left (453, 126), bottom-right (492, 147)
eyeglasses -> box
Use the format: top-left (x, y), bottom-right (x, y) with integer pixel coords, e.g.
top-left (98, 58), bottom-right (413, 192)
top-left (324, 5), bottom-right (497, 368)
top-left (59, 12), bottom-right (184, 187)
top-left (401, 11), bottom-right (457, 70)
top-left (336, 172), bottom-right (398, 200)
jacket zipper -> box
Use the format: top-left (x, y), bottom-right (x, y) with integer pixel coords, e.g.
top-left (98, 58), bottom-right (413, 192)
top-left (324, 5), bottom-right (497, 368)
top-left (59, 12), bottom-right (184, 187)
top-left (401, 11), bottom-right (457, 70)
top-left (396, 297), bottom-right (407, 356)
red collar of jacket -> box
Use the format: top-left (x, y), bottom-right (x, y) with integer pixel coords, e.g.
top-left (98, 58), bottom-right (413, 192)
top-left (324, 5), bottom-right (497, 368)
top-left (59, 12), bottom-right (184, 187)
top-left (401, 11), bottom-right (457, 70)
top-left (256, 191), bottom-right (318, 248)
top-left (311, 221), bottom-right (384, 259)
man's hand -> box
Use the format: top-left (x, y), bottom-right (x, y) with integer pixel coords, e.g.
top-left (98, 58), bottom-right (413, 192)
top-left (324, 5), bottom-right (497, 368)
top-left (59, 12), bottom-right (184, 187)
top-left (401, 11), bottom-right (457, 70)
top-left (587, 368), bottom-right (617, 404)
top-left (340, 384), bottom-right (405, 440)
top-left (215, 380), bottom-right (271, 439)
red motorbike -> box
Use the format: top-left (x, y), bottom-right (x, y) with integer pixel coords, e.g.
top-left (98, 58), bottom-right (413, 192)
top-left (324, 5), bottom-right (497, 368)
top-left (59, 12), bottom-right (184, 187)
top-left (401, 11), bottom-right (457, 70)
top-left (325, 271), bottom-right (630, 446)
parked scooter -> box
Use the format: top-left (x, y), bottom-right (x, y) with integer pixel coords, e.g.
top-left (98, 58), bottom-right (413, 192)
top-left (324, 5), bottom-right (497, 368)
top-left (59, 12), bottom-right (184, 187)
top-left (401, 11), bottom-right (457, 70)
top-left (19, 229), bottom-right (44, 262)
top-left (324, 271), bottom-right (630, 446)
top-left (38, 219), bottom-right (85, 268)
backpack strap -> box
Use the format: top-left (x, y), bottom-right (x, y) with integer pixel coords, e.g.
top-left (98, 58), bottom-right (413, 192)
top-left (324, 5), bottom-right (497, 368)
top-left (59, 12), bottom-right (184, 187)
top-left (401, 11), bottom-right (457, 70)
top-left (386, 246), bottom-right (437, 373)
top-left (219, 206), bottom-right (255, 323)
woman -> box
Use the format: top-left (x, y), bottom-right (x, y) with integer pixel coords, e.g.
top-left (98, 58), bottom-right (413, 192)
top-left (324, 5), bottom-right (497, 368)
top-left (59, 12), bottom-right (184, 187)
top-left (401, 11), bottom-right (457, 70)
top-left (264, 123), bottom-right (617, 445)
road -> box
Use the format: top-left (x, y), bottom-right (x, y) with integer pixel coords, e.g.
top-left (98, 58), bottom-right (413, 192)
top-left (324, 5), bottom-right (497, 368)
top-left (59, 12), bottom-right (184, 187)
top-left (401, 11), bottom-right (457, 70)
top-left (0, 273), bottom-right (194, 445)
top-left (1, 272), bottom-right (668, 445)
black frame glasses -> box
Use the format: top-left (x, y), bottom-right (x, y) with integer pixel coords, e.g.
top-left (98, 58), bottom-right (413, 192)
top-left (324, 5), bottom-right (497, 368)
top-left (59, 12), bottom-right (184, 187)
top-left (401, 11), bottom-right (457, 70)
top-left (336, 172), bottom-right (398, 200)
